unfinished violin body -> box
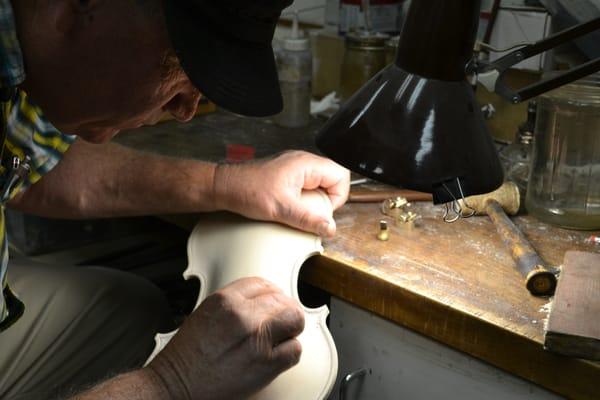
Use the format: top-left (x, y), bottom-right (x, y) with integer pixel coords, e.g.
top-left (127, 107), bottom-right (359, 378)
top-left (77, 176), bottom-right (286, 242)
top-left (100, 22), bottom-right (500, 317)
top-left (148, 192), bottom-right (338, 399)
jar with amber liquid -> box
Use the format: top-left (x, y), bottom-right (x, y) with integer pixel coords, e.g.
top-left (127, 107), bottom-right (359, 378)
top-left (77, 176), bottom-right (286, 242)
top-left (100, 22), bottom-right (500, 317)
top-left (339, 31), bottom-right (389, 101)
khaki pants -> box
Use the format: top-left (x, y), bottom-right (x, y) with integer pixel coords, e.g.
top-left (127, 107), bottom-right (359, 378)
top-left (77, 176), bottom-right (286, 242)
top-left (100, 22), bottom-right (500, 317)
top-left (0, 259), bottom-right (171, 400)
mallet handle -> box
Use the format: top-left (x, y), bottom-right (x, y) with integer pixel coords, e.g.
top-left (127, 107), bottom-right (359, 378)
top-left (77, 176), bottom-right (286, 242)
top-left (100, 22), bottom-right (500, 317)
top-left (485, 199), bottom-right (557, 296)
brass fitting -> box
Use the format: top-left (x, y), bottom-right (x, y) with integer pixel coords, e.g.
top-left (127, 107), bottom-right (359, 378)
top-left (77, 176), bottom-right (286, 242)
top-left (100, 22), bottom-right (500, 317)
top-left (377, 220), bottom-right (390, 241)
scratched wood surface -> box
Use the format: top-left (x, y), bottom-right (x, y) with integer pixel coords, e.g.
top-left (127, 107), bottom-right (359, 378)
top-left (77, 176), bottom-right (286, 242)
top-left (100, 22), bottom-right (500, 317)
top-left (116, 112), bottom-right (600, 399)
top-left (301, 201), bottom-right (600, 400)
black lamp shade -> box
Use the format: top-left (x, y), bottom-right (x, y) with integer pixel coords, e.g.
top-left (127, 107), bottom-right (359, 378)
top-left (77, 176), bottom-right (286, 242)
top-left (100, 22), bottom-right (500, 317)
top-left (316, 0), bottom-right (503, 204)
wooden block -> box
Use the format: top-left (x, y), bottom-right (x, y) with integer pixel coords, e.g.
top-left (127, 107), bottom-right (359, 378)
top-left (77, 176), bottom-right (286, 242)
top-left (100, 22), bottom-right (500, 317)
top-left (544, 251), bottom-right (600, 360)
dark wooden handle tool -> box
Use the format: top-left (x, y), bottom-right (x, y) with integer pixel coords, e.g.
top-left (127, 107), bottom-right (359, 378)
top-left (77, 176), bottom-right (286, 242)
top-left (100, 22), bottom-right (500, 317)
top-left (348, 190), bottom-right (433, 203)
top-left (464, 182), bottom-right (557, 296)
top-left (485, 200), bottom-right (557, 296)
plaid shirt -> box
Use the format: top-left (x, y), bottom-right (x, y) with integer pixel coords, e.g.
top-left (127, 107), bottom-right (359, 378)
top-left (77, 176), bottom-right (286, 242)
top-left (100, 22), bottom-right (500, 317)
top-left (0, 0), bottom-right (76, 329)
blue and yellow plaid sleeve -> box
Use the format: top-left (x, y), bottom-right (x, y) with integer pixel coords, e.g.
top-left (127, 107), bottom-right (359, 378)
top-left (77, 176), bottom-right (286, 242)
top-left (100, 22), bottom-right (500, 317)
top-left (1, 0), bottom-right (75, 329)
top-left (4, 90), bottom-right (76, 194)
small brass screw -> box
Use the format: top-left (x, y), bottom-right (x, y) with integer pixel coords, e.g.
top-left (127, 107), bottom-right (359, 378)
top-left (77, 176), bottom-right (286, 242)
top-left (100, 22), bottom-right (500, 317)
top-left (377, 220), bottom-right (389, 241)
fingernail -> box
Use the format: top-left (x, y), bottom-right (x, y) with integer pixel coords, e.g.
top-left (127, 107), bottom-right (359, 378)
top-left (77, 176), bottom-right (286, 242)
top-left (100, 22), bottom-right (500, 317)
top-left (319, 220), bottom-right (335, 237)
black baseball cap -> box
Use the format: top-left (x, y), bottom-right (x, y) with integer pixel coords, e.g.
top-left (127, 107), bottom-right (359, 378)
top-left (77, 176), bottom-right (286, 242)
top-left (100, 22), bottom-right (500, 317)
top-left (162, 0), bottom-right (293, 117)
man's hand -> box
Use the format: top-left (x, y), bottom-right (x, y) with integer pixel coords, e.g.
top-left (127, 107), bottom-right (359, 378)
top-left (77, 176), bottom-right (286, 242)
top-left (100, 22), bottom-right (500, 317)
top-left (147, 277), bottom-right (305, 400)
top-left (213, 151), bottom-right (350, 237)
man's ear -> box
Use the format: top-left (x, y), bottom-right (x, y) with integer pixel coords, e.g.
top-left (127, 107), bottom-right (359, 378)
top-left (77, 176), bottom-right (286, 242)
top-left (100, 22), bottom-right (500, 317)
top-left (53, 0), bottom-right (103, 35)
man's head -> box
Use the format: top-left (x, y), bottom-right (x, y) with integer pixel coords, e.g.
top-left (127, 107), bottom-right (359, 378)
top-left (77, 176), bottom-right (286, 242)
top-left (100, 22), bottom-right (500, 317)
top-left (162, 0), bottom-right (293, 118)
top-left (13, 0), bottom-right (200, 143)
top-left (12, 0), bottom-right (292, 143)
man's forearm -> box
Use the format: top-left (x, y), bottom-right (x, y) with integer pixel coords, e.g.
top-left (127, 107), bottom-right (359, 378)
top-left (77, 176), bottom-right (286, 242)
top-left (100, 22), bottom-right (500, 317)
top-left (9, 139), bottom-right (218, 219)
top-left (69, 368), bottom-right (180, 400)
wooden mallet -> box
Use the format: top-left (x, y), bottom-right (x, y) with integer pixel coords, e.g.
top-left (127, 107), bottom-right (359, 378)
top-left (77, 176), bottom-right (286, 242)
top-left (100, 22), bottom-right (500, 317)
top-left (462, 182), bottom-right (557, 296)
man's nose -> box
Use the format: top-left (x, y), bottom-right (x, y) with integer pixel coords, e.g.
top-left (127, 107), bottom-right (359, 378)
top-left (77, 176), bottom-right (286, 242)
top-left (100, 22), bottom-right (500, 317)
top-left (164, 86), bottom-right (202, 122)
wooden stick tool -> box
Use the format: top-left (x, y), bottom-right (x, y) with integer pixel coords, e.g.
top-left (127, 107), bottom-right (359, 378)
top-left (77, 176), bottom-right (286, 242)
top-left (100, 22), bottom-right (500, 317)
top-left (462, 182), bottom-right (557, 296)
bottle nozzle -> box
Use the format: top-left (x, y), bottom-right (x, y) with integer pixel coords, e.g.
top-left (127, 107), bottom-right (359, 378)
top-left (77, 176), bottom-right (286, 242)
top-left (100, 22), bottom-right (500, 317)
top-left (291, 11), bottom-right (300, 39)
top-left (282, 10), bottom-right (309, 52)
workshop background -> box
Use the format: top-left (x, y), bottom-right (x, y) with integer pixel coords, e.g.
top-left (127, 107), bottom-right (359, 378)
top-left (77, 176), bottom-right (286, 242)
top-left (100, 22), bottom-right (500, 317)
top-left (7, 0), bottom-right (600, 399)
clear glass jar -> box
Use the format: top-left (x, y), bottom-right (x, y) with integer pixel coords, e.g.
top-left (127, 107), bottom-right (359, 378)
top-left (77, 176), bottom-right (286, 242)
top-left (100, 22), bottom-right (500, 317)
top-left (526, 73), bottom-right (600, 230)
top-left (339, 32), bottom-right (389, 101)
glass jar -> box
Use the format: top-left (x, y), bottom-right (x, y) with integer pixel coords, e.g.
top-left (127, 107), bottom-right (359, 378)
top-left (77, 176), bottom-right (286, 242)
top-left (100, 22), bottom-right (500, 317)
top-left (339, 31), bottom-right (389, 101)
top-left (385, 35), bottom-right (400, 66)
top-left (526, 73), bottom-right (600, 230)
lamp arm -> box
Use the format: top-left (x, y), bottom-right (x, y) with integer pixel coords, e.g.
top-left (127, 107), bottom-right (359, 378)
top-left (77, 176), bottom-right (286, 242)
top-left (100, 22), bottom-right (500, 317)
top-left (476, 16), bottom-right (600, 104)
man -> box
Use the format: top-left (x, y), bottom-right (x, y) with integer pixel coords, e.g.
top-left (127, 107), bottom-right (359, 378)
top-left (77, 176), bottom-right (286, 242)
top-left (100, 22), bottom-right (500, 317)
top-left (0, 0), bottom-right (350, 399)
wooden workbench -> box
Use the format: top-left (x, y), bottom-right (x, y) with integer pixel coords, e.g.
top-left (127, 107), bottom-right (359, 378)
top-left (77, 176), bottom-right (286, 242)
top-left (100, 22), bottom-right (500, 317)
top-left (303, 202), bottom-right (599, 400)
top-left (116, 111), bottom-right (600, 399)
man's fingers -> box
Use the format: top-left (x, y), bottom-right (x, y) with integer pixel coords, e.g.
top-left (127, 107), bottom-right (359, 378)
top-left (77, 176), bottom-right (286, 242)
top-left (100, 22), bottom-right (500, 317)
top-left (243, 296), bottom-right (304, 375)
top-left (326, 183), bottom-right (349, 210)
top-left (201, 280), bottom-right (304, 351)
top-left (285, 190), bottom-right (335, 237)
top-left (261, 301), bottom-right (305, 345)
top-left (322, 167), bottom-right (350, 210)
top-left (316, 218), bottom-right (336, 238)
top-left (270, 338), bottom-right (303, 373)
top-left (243, 338), bottom-right (303, 387)
top-left (304, 157), bottom-right (350, 211)
top-left (303, 213), bottom-right (336, 238)
top-left (283, 205), bottom-right (336, 238)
